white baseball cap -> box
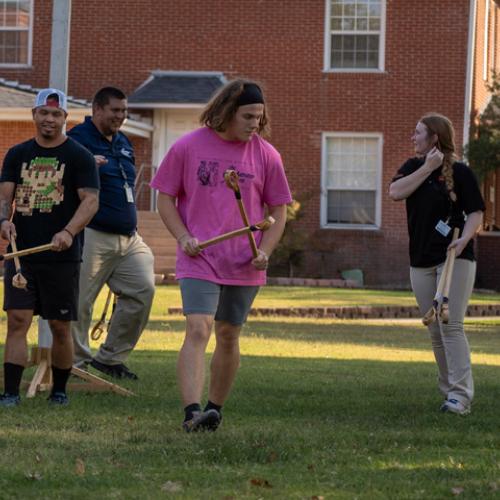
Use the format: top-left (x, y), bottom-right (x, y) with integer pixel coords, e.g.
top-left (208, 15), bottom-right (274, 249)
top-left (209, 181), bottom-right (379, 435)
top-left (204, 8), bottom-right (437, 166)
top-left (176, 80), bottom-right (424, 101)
top-left (34, 88), bottom-right (68, 112)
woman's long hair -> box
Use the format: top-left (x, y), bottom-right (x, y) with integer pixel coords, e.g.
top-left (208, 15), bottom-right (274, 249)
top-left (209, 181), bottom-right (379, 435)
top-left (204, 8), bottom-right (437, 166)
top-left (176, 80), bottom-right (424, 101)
top-left (420, 113), bottom-right (457, 201)
top-left (200, 79), bottom-right (270, 137)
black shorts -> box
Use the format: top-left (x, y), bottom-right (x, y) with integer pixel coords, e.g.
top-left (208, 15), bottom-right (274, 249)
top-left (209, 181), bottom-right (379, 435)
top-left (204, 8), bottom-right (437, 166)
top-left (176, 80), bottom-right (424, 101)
top-left (3, 259), bottom-right (80, 321)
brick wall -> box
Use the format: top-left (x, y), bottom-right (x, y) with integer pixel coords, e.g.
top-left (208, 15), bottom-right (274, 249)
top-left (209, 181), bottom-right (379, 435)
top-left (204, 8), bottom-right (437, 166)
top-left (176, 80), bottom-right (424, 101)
top-left (0, 122), bottom-right (36, 257)
top-left (476, 232), bottom-right (500, 290)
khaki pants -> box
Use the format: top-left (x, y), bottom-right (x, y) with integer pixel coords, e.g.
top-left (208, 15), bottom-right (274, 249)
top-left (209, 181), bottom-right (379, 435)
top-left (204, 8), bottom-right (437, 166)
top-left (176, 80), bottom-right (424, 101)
top-left (410, 259), bottom-right (476, 405)
top-left (72, 228), bottom-right (155, 367)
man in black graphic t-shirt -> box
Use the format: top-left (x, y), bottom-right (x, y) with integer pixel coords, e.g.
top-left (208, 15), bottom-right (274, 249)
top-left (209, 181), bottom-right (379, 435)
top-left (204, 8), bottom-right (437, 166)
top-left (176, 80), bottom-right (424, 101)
top-left (0, 88), bottom-right (99, 407)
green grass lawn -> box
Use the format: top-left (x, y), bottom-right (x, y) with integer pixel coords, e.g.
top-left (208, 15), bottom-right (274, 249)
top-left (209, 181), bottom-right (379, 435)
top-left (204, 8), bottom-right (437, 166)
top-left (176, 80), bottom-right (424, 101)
top-left (0, 285), bottom-right (500, 498)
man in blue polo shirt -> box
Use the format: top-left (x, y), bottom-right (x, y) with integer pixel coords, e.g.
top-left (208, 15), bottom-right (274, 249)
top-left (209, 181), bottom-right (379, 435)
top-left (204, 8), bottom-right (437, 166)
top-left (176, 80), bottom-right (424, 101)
top-left (69, 87), bottom-right (155, 379)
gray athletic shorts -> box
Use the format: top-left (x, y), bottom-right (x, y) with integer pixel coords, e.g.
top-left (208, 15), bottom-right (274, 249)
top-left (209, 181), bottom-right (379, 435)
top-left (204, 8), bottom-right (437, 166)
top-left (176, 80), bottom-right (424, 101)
top-left (179, 278), bottom-right (259, 326)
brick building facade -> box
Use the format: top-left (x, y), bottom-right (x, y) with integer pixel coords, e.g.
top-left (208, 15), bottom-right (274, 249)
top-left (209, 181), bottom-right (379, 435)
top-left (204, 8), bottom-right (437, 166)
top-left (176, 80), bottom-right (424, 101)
top-left (0, 0), bottom-right (499, 288)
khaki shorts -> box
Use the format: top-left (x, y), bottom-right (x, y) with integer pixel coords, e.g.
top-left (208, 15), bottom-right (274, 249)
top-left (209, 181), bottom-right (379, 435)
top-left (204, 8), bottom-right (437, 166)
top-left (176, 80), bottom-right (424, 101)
top-left (179, 278), bottom-right (259, 326)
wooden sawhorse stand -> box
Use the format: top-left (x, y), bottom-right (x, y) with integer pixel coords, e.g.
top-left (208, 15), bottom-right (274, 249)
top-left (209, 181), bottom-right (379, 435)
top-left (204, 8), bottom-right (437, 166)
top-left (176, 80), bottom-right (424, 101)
top-left (23, 346), bottom-right (134, 397)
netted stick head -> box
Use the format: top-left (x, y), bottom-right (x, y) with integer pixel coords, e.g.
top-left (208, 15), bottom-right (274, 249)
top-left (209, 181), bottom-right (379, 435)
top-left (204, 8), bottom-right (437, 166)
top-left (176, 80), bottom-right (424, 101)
top-left (224, 169), bottom-right (240, 191)
top-left (440, 304), bottom-right (450, 324)
top-left (255, 216), bottom-right (276, 231)
top-left (12, 272), bottom-right (28, 290)
top-left (422, 307), bottom-right (436, 326)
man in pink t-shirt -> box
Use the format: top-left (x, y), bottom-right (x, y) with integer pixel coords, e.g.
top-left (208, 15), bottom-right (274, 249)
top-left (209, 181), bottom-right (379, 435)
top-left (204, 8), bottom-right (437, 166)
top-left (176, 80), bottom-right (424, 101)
top-left (151, 79), bottom-right (292, 432)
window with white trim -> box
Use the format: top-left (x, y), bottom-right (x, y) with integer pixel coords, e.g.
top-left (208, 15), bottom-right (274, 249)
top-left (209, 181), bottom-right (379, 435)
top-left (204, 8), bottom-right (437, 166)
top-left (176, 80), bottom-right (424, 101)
top-left (325, 0), bottom-right (385, 71)
top-left (0, 0), bottom-right (32, 66)
top-left (321, 133), bottom-right (382, 228)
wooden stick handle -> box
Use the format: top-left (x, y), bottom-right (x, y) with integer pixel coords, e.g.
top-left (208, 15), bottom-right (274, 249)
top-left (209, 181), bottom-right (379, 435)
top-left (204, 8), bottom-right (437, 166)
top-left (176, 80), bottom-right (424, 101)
top-left (199, 217), bottom-right (274, 250)
top-left (224, 169), bottom-right (259, 258)
top-left (442, 228), bottom-right (460, 299)
top-left (0, 243), bottom-right (55, 261)
top-left (9, 235), bottom-right (22, 273)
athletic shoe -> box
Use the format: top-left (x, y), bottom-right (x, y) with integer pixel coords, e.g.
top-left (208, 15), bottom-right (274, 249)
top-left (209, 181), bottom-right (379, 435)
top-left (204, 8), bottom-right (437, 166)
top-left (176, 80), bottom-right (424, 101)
top-left (90, 359), bottom-right (138, 380)
top-left (48, 392), bottom-right (69, 406)
top-left (182, 409), bottom-right (222, 433)
top-left (440, 398), bottom-right (471, 415)
top-left (0, 393), bottom-right (20, 407)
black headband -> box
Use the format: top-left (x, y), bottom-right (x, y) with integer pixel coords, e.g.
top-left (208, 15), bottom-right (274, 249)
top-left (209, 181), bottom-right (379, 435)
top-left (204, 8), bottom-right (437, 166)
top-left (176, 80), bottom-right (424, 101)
top-left (236, 83), bottom-right (264, 107)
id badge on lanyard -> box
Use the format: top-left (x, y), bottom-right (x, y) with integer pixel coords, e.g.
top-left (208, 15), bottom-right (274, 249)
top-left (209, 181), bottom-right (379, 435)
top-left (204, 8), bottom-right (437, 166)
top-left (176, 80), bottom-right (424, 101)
top-left (118, 159), bottom-right (134, 203)
top-left (435, 218), bottom-right (451, 237)
top-left (435, 181), bottom-right (454, 237)
top-left (124, 183), bottom-right (134, 203)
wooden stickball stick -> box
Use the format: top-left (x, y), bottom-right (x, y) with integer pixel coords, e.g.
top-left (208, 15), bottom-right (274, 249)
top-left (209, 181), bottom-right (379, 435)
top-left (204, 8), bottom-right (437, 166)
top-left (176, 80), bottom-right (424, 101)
top-left (439, 227), bottom-right (460, 324)
top-left (421, 227), bottom-right (459, 326)
top-left (198, 217), bottom-right (275, 250)
top-left (224, 169), bottom-right (260, 258)
top-left (422, 254), bottom-right (450, 326)
top-left (0, 243), bottom-right (54, 261)
top-left (90, 288), bottom-right (114, 341)
top-left (9, 235), bottom-right (28, 289)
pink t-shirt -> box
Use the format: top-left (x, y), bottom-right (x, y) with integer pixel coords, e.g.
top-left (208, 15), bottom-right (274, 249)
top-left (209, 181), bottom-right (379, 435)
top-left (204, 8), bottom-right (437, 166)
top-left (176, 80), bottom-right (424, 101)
top-left (151, 127), bottom-right (292, 285)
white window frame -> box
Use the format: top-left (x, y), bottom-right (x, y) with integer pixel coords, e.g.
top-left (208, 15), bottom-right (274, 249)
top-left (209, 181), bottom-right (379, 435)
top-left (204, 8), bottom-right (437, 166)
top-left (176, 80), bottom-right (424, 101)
top-left (0, 0), bottom-right (33, 68)
top-left (323, 0), bottom-right (386, 73)
top-left (320, 131), bottom-right (383, 230)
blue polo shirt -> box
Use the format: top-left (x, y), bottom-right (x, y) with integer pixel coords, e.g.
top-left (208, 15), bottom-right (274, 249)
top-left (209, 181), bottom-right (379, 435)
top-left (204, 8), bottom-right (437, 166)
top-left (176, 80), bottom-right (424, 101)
top-left (68, 116), bottom-right (137, 235)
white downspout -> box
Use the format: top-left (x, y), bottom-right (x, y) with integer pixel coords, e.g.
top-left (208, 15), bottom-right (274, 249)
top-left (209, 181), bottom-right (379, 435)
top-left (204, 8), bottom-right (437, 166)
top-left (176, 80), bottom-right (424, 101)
top-left (463, 0), bottom-right (478, 149)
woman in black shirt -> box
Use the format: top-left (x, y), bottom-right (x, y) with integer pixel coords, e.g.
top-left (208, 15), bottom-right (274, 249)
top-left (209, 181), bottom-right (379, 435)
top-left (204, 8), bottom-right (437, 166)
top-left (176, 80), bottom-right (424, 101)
top-left (390, 113), bottom-right (485, 416)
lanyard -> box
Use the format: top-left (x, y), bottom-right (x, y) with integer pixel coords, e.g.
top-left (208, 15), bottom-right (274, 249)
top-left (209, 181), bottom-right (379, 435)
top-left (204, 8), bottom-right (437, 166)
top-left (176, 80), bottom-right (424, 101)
top-left (117, 160), bottom-right (129, 186)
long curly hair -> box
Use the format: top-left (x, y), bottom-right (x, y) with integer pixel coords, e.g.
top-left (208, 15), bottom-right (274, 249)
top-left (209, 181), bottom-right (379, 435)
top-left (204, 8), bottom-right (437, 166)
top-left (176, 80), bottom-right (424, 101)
top-left (420, 113), bottom-right (457, 202)
top-left (200, 79), bottom-right (270, 137)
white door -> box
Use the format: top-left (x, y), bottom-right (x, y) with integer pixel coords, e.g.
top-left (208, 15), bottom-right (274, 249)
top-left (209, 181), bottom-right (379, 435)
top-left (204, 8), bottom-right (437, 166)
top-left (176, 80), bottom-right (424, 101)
top-left (151, 109), bottom-right (200, 210)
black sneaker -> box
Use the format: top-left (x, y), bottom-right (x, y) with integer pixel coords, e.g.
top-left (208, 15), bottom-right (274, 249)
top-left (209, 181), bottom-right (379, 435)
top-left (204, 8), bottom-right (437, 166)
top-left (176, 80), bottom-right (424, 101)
top-left (90, 359), bottom-right (138, 380)
top-left (115, 364), bottom-right (138, 380)
top-left (48, 392), bottom-right (69, 406)
top-left (182, 409), bottom-right (222, 433)
top-left (0, 393), bottom-right (20, 407)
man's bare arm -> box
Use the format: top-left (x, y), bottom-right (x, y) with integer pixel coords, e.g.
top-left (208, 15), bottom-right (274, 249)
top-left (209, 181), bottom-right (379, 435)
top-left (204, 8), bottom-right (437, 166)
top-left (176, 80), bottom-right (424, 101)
top-left (0, 182), bottom-right (16, 240)
top-left (51, 187), bottom-right (99, 251)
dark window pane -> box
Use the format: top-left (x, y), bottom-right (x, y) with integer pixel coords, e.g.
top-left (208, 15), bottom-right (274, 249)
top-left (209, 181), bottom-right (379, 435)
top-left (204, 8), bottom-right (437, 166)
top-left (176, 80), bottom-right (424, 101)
top-left (368, 35), bottom-right (379, 50)
top-left (344, 35), bottom-right (355, 50)
top-left (332, 34), bottom-right (342, 50)
top-left (0, 28), bottom-right (28, 63)
top-left (4, 47), bottom-right (17, 62)
top-left (331, 50), bottom-right (342, 67)
top-left (354, 50), bottom-right (368, 68)
top-left (327, 190), bottom-right (376, 224)
top-left (367, 51), bottom-right (378, 68)
top-left (342, 51), bottom-right (355, 67)
top-left (356, 35), bottom-right (368, 50)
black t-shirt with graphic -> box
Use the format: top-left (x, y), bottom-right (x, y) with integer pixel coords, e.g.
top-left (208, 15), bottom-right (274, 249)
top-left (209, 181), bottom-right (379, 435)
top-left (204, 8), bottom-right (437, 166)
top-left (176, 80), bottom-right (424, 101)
top-left (0, 137), bottom-right (99, 262)
top-left (393, 158), bottom-right (485, 268)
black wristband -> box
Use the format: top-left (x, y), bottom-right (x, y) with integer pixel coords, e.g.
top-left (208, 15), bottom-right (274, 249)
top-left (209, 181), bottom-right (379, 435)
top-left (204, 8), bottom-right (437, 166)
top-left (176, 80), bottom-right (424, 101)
top-left (63, 227), bottom-right (74, 239)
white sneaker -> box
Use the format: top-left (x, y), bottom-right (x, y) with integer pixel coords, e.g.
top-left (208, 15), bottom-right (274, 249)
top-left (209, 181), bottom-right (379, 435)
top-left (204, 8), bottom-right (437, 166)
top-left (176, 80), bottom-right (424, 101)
top-left (440, 398), bottom-right (471, 415)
